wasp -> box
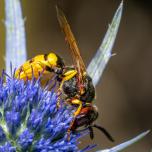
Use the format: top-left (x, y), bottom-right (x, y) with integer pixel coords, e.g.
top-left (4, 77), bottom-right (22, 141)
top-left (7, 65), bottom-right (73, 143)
top-left (56, 6), bottom-right (114, 141)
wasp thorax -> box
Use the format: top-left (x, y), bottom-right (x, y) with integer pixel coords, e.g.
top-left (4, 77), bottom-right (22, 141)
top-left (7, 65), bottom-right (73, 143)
top-left (62, 73), bottom-right (95, 103)
top-left (62, 76), bottom-right (78, 98)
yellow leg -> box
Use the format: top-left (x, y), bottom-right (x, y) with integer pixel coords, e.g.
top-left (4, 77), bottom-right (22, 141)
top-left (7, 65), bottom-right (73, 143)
top-left (67, 99), bottom-right (82, 140)
top-left (71, 99), bottom-right (82, 116)
top-left (63, 70), bottom-right (77, 81)
top-left (58, 69), bottom-right (77, 90)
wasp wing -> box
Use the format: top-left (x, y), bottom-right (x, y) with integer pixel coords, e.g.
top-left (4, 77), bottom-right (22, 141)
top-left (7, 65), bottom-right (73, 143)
top-left (56, 6), bottom-right (86, 81)
top-left (87, 1), bottom-right (123, 86)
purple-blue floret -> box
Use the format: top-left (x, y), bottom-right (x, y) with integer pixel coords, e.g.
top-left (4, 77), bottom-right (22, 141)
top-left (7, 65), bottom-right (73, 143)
top-left (0, 72), bottom-right (94, 152)
top-left (0, 142), bottom-right (16, 152)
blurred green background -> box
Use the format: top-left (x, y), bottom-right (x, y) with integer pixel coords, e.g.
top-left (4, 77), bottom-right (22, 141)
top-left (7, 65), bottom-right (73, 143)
top-left (0, 0), bottom-right (152, 151)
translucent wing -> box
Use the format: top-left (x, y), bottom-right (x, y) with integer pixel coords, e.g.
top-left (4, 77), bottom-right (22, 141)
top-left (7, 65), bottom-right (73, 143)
top-left (56, 6), bottom-right (86, 82)
top-left (87, 1), bottom-right (123, 86)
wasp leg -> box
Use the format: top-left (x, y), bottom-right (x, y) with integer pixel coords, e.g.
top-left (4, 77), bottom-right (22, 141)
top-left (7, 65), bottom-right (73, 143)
top-left (67, 119), bottom-right (75, 141)
top-left (63, 70), bottom-right (77, 81)
top-left (67, 99), bottom-right (82, 140)
top-left (93, 124), bottom-right (114, 142)
top-left (56, 89), bottom-right (62, 109)
top-left (56, 79), bottom-right (64, 109)
top-left (71, 99), bottom-right (82, 117)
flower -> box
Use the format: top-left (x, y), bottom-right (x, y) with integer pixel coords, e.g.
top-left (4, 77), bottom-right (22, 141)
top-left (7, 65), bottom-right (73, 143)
top-left (0, 72), bottom-right (95, 152)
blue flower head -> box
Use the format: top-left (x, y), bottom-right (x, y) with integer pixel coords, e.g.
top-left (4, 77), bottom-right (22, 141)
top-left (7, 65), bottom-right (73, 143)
top-left (0, 71), bottom-right (94, 152)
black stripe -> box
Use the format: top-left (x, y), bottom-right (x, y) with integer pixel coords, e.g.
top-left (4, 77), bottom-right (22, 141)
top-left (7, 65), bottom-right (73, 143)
top-left (45, 66), bottom-right (54, 72)
top-left (56, 54), bottom-right (65, 68)
top-left (44, 54), bottom-right (48, 61)
top-left (29, 58), bottom-right (34, 63)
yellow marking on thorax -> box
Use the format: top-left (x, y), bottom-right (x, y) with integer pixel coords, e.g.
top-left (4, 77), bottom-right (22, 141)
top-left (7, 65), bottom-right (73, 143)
top-left (59, 70), bottom-right (77, 90)
top-left (63, 70), bottom-right (77, 81)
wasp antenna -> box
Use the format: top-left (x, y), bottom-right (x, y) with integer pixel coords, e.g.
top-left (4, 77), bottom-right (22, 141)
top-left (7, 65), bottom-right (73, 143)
top-left (93, 124), bottom-right (114, 142)
top-left (88, 126), bottom-right (94, 140)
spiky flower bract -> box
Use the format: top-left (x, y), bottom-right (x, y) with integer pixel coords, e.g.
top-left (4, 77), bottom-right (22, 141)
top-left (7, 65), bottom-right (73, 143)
top-left (0, 71), bottom-right (94, 152)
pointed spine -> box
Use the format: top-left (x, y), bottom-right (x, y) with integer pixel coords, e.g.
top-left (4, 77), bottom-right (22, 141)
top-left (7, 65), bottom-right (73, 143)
top-left (97, 130), bottom-right (150, 152)
top-left (87, 1), bottom-right (123, 86)
top-left (5, 0), bottom-right (27, 74)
